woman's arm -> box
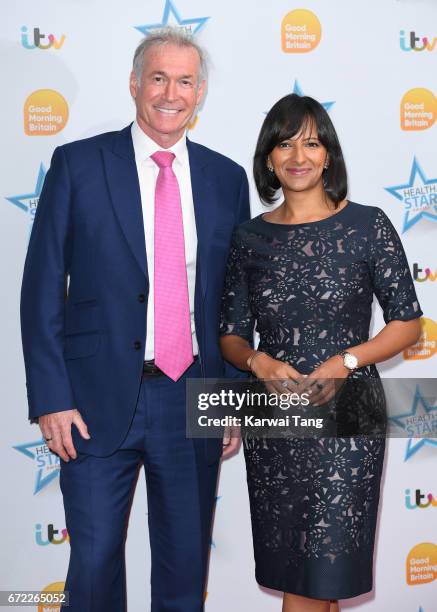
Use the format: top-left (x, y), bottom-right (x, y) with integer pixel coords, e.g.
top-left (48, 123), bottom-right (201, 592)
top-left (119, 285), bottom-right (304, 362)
top-left (347, 318), bottom-right (421, 368)
top-left (220, 334), bottom-right (304, 383)
top-left (220, 335), bottom-right (255, 371)
top-left (302, 318), bottom-right (422, 404)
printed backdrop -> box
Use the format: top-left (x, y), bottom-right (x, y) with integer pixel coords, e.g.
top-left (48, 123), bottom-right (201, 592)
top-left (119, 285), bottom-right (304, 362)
top-left (1, 1), bottom-right (436, 610)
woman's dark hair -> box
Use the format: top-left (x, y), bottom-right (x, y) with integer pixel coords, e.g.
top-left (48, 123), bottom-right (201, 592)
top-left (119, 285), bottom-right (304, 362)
top-left (253, 93), bottom-right (348, 206)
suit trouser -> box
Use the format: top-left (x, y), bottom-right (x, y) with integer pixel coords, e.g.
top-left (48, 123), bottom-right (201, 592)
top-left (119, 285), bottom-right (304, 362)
top-left (60, 360), bottom-right (219, 612)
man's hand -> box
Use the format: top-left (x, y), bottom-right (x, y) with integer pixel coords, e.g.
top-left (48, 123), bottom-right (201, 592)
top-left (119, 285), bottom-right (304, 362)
top-left (222, 425), bottom-right (241, 459)
top-left (39, 409), bottom-right (91, 462)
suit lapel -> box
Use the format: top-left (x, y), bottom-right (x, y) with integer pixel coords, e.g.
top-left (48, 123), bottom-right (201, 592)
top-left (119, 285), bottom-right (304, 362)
top-left (188, 140), bottom-right (218, 296)
top-left (102, 132), bottom-right (218, 290)
top-left (102, 125), bottom-right (148, 279)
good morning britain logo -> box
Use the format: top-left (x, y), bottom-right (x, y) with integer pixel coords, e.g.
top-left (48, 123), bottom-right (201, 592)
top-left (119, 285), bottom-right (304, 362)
top-left (403, 318), bottom-right (437, 361)
top-left (401, 88), bottom-right (436, 131)
top-left (406, 543), bottom-right (437, 586)
top-left (281, 9), bottom-right (321, 53)
top-left (37, 582), bottom-right (66, 612)
top-left (24, 90), bottom-right (69, 136)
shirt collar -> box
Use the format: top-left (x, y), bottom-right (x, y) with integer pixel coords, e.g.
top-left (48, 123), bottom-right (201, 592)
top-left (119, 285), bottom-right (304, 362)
top-left (131, 120), bottom-right (188, 167)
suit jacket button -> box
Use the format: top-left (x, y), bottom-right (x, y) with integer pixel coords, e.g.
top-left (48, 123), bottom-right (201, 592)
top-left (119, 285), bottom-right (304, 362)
top-left (138, 293), bottom-right (145, 303)
top-left (134, 341), bottom-right (142, 350)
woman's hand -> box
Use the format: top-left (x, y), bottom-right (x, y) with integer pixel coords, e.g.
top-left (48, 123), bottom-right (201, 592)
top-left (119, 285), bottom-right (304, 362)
top-left (250, 352), bottom-right (305, 395)
top-left (300, 355), bottom-right (350, 405)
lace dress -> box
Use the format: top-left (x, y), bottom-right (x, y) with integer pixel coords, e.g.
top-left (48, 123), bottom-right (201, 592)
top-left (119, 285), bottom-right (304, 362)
top-left (220, 202), bottom-right (422, 599)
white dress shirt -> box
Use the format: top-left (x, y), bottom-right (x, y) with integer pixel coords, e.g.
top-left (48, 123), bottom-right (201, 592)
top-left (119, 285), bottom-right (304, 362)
top-left (131, 121), bottom-right (198, 360)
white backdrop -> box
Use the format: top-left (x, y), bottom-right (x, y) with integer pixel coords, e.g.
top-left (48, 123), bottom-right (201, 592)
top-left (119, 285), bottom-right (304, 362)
top-left (1, 1), bottom-right (436, 610)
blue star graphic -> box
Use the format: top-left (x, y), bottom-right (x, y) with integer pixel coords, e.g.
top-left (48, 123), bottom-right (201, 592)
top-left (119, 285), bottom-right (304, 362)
top-left (388, 386), bottom-right (437, 461)
top-left (13, 439), bottom-right (60, 494)
top-left (264, 81), bottom-right (335, 115)
top-left (135, 0), bottom-right (209, 36)
top-left (6, 163), bottom-right (46, 213)
top-left (385, 157), bottom-right (437, 233)
top-left (292, 80), bottom-right (335, 112)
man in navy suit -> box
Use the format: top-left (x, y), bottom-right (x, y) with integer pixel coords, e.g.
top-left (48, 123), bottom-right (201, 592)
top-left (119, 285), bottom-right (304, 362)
top-left (21, 27), bottom-right (249, 612)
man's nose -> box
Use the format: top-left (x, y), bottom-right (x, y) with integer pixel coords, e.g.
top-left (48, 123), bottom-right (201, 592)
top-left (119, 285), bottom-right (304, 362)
top-left (164, 79), bottom-right (177, 101)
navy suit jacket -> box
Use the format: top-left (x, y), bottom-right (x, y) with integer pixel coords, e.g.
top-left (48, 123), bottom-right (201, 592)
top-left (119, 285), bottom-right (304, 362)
top-left (20, 125), bottom-right (250, 457)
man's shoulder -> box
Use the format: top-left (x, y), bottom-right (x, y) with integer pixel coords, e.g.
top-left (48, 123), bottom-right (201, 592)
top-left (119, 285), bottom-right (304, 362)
top-left (60, 127), bottom-right (125, 155)
top-left (50, 125), bottom-right (134, 173)
top-left (188, 140), bottom-right (245, 174)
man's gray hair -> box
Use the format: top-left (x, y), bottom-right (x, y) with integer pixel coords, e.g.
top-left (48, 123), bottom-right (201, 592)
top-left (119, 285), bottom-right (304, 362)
top-left (132, 27), bottom-right (208, 87)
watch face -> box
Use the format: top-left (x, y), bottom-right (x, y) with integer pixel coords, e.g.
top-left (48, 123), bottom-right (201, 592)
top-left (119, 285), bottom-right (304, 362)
top-left (344, 352), bottom-right (358, 370)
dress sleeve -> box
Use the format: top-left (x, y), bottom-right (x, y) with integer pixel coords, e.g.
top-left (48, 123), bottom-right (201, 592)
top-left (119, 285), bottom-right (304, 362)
top-left (220, 228), bottom-right (255, 342)
top-left (368, 207), bottom-right (423, 323)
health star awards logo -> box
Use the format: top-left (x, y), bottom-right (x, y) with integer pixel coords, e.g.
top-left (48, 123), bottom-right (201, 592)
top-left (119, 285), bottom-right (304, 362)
top-left (14, 439), bottom-right (60, 494)
top-left (135, 0), bottom-right (209, 36)
top-left (389, 386), bottom-right (437, 461)
top-left (385, 157), bottom-right (437, 233)
top-left (6, 163), bottom-right (46, 234)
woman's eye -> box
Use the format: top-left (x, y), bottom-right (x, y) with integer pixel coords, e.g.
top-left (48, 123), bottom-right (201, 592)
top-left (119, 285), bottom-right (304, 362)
top-left (278, 142), bottom-right (291, 148)
top-left (306, 141), bottom-right (320, 147)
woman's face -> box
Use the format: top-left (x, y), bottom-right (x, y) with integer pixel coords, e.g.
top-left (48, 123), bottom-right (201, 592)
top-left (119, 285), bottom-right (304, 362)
top-left (268, 124), bottom-right (328, 195)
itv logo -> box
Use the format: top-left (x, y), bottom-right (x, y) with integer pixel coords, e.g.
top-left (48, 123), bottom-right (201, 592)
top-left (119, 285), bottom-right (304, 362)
top-left (21, 26), bottom-right (65, 50)
top-left (405, 489), bottom-right (437, 510)
top-left (35, 523), bottom-right (69, 545)
top-left (400, 30), bottom-right (437, 52)
top-left (412, 264), bottom-right (437, 282)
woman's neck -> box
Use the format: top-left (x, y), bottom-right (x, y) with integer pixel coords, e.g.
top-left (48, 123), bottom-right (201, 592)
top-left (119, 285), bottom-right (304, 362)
top-left (275, 187), bottom-right (338, 224)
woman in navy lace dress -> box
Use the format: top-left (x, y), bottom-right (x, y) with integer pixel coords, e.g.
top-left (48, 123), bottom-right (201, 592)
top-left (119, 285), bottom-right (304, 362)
top-left (220, 94), bottom-right (422, 612)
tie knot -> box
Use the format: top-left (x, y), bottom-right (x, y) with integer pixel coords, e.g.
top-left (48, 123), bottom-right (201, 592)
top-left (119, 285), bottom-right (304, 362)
top-left (151, 151), bottom-right (175, 169)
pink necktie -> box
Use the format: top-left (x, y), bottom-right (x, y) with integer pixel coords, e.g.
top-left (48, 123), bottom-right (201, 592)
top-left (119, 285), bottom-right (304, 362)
top-left (151, 151), bottom-right (193, 381)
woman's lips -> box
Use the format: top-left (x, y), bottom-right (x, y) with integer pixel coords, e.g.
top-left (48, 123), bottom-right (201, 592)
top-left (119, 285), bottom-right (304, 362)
top-left (287, 167), bottom-right (311, 176)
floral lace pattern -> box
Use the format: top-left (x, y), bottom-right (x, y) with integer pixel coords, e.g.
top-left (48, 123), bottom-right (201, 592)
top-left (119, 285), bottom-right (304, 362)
top-left (244, 436), bottom-right (385, 565)
top-left (220, 202), bottom-right (422, 598)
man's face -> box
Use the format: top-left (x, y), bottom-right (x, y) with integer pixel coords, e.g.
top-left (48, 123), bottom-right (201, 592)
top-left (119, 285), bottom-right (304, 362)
top-left (129, 43), bottom-right (205, 148)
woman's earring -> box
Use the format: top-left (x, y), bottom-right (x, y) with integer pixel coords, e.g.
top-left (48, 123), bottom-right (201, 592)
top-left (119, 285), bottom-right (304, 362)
top-left (267, 161), bottom-right (274, 173)
top-left (324, 159), bottom-right (329, 170)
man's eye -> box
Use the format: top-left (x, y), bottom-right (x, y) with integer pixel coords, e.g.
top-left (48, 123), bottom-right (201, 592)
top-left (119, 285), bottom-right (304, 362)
top-left (181, 80), bottom-right (193, 87)
top-left (154, 76), bottom-right (164, 83)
